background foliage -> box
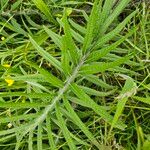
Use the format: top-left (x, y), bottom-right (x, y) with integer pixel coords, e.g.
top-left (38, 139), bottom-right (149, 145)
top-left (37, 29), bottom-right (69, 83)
top-left (0, 0), bottom-right (150, 149)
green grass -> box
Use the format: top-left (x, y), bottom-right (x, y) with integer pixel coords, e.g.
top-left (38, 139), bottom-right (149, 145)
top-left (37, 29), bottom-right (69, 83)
top-left (0, 0), bottom-right (150, 149)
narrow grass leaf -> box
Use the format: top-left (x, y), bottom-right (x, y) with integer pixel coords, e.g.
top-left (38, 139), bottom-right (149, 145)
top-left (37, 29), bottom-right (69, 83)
top-left (25, 62), bottom-right (63, 88)
top-left (63, 97), bottom-right (101, 149)
top-left (11, 0), bottom-right (22, 11)
top-left (0, 113), bottom-right (38, 123)
top-left (100, 0), bottom-right (113, 24)
top-left (0, 124), bottom-right (30, 136)
top-left (46, 115), bottom-right (57, 150)
top-left (62, 10), bottom-right (79, 64)
top-left (55, 104), bottom-right (77, 150)
top-left (133, 96), bottom-right (150, 105)
top-left (80, 55), bottom-right (130, 75)
top-left (79, 86), bottom-right (116, 97)
top-left (31, 0), bottom-right (56, 24)
top-left (28, 130), bottom-right (33, 150)
top-left (43, 26), bottom-right (62, 49)
top-left (37, 123), bottom-right (43, 150)
top-left (69, 19), bottom-right (86, 34)
top-left (104, 53), bottom-right (139, 66)
top-left (11, 18), bottom-right (27, 36)
top-left (29, 35), bottom-right (62, 71)
top-left (0, 102), bottom-right (47, 108)
top-left (109, 77), bottom-right (137, 133)
top-left (87, 27), bottom-right (136, 62)
top-left (70, 83), bottom-right (126, 130)
top-left (101, 0), bottom-right (131, 34)
top-left (84, 75), bottom-right (114, 89)
top-left (82, 0), bottom-right (100, 53)
top-left (109, 66), bottom-right (139, 76)
top-left (18, 31), bottom-right (49, 52)
top-left (95, 10), bottom-right (137, 49)
top-left (71, 29), bottom-right (84, 43)
top-left (0, 92), bottom-right (53, 99)
top-left (61, 35), bottom-right (71, 75)
top-left (9, 74), bottom-right (46, 82)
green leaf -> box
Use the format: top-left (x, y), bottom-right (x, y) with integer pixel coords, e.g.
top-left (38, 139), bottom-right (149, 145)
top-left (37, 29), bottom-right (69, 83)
top-left (70, 83), bottom-right (126, 130)
top-left (82, 0), bottom-right (100, 53)
top-left (37, 123), bottom-right (43, 150)
top-left (143, 140), bottom-right (150, 150)
top-left (69, 19), bottom-right (86, 34)
top-left (87, 27), bottom-right (136, 62)
top-left (63, 97), bottom-right (101, 149)
top-left (61, 35), bottom-right (71, 75)
top-left (0, 102), bottom-right (47, 108)
top-left (25, 62), bottom-right (63, 88)
top-left (10, 74), bottom-right (46, 82)
top-left (84, 75), bottom-right (114, 89)
top-left (31, 0), bottom-right (56, 24)
top-left (101, 0), bottom-right (131, 34)
top-left (94, 10), bottom-right (137, 49)
top-left (109, 66), bottom-right (139, 76)
top-left (109, 76), bottom-right (137, 133)
top-left (103, 53), bottom-right (139, 66)
top-left (28, 130), bottom-right (34, 150)
top-left (79, 86), bottom-right (116, 97)
top-left (29, 35), bottom-right (62, 71)
top-left (68, 96), bottom-right (109, 110)
top-left (0, 124), bottom-right (29, 136)
top-left (0, 114), bottom-right (38, 123)
top-left (62, 9), bottom-right (80, 64)
top-left (133, 96), bottom-right (150, 105)
top-left (11, 18), bottom-right (27, 36)
top-left (100, 0), bottom-right (113, 25)
top-left (43, 26), bottom-right (62, 49)
top-left (55, 104), bottom-right (77, 150)
top-left (11, 0), bottom-right (22, 11)
top-left (0, 92), bottom-right (53, 99)
top-left (71, 29), bottom-right (84, 43)
top-left (80, 55), bottom-right (130, 75)
top-left (46, 115), bottom-right (57, 150)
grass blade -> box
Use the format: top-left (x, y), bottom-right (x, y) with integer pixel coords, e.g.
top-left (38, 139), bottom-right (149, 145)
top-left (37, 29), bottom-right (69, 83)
top-left (109, 76), bottom-right (137, 134)
top-left (133, 96), bottom-right (150, 105)
top-left (79, 85), bottom-right (116, 97)
top-left (95, 10), bottom-right (137, 49)
top-left (31, 0), bottom-right (56, 24)
top-left (55, 104), bottom-right (77, 150)
top-left (29, 35), bottom-right (62, 71)
top-left (28, 130), bottom-right (33, 150)
top-left (84, 75), bottom-right (114, 89)
top-left (63, 96), bottom-right (101, 149)
top-left (37, 123), bottom-right (43, 150)
top-left (62, 9), bottom-right (80, 64)
top-left (46, 115), bottom-right (57, 150)
top-left (87, 27), bottom-right (136, 62)
top-left (0, 102), bottom-right (47, 108)
top-left (0, 114), bottom-right (38, 123)
top-left (82, 0), bottom-right (100, 53)
top-left (80, 55), bottom-right (130, 75)
top-left (43, 26), bottom-right (62, 49)
top-left (70, 83), bottom-right (126, 130)
top-left (101, 0), bottom-right (131, 34)
top-left (25, 62), bottom-right (63, 88)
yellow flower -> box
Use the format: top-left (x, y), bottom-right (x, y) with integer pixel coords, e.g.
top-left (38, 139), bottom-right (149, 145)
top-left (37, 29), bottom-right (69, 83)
top-left (1, 37), bottom-right (5, 41)
top-left (2, 64), bottom-right (11, 68)
top-left (5, 79), bottom-right (14, 86)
